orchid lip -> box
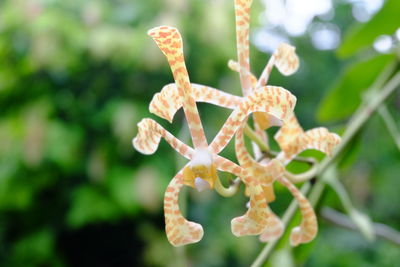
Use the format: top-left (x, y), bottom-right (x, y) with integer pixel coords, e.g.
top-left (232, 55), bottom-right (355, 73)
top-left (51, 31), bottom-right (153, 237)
top-left (194, 177), bottom-right (211, 192)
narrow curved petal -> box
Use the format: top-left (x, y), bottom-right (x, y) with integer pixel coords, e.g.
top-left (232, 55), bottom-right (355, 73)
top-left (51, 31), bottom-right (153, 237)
top-left (256, 43), bottom-right (299, 89)
top-left (210, 86), bottom-right (296, 154)
top-left (148, 26), bottom-right (207, 149)
top-left (234, 0), bottom-right (253, 95)
top-left (228, 59), bottom-right (290, 130)
top-left (149, 83), bottom-right (243, 122)
top-left (276, 175), bottom-right (317, 246)
top-left (274, 43), bottom-right (299, 76)
top-left (149, 84), bottom-right (181, 123)
top-left (274, 114), bottom-right (304, 151)
top-left (228, 60), bottom-right (258, 86)
top-left (258, 206), bottom-right (285, 242)
top-left (277, 127), bottom-right (341, 164)
top-left (255, 56), bottom-right (275, 89)
top-left (235, 120), bottom-right (275, 202)
top-left (133, 118), bottom-right (194, 159)
top-left (214, 156), bottom-right (282, 237)
top-left (165, 171), bottom-right (204, 246)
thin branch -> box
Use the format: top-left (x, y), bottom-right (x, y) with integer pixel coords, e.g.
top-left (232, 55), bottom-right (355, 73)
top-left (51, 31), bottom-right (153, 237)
top-left (321, 207), bottom-right (400, 246)
top-left (251, 70), bottom-right (400, 267)
top-left (324, 166), bottom-right (375, 241)
top-left (378, 105), bottom-right (400, 151)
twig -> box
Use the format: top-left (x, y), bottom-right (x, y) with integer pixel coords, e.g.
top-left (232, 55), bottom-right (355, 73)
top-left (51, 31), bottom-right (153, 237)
top-left (321, 207), bottom-right (400, 246)
top-left (251, 70), bottom-right (400, 267)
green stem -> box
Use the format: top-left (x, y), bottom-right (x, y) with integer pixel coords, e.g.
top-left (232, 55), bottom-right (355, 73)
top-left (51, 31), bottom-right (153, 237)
top-left (245, 124), bottom-right (270, 152)
top-left (251, 70), bottom-right (400, 267)
top-left (378, 105), bottom-right (400, 151)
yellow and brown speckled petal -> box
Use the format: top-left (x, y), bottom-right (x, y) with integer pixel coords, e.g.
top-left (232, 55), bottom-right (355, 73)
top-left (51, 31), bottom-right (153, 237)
top-left (274, 114), bottom-right (304, 151)
top-left (210, 86), bottom-right (296, 154)
top-left (164, 172), bottom-right (204, 246)
top-left (234, 0), bottom-right (253, 96)
top-left (277, 127), bottom-right (341, 164)
top-left (133, 118), bottom-right (194, 159)
top-left (149, 83), bottom-right (243, 122)
top-left (148, 26), bottom-right (208, 149)
top-left (277, 175), bottom-right (317, 246)
top-left (214, 156), bottom-right (282, 237)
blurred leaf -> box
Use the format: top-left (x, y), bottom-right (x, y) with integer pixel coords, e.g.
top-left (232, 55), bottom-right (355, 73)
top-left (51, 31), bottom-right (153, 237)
top-left (337, 132), bottom-right (362, 170)
top-left (338, 0), bottom-right (400, 57)
top-left (317, 54), bottom-right (394, 122)
top-left (46, 121), bottom-right (83, 170)
top-left (67, 186), bottom-right (121, 228)
top-left (0, 171), bottom-right (34, 210)
top-left (11, 229), bottom-right (60, 266)
top-left (107, 166), bottom-right (140, 214)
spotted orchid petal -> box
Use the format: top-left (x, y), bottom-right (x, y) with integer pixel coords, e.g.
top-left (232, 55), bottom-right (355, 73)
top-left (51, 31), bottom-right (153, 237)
top-left (252, 44), bottom-right (300, 129)
top-left (148, 26), bottom-right (208, 149)
top-left (235, 120), bottom-right (276, 202)
top-left (278, 175), bottom-right (318, 246)
top-left (256, 43), bottom-right (300, 89)
top-left (276, 127), bottom-right (341, 164)
top-left (210, 86), bottom-right (296, 154)
top-left (235, 122), bottom-right (284, 240)
top-left (228, 60), bottom-right (258, 86)
top-left (253, 159), bottom-right (317, 245)
top-left (150, 83), bottom-right (243, 122)
top-left (229, 53), bottom-right (298, 130)
top-left (234, 0), bottom-right (253, 96)
top-left (274, 114), bottom-right (304, 150)
top-left (133, 118), bottom-right (194, 159)
top-left (273, 43), bottom-right (300, 76)
top-left (214, 155), bottom-right (283, 237)
top-left (165, 171), bottom-right (204, 246)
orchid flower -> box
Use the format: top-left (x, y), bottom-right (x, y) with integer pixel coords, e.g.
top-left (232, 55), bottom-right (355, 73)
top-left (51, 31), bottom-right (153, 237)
top-left (145, 0), bottom-right (340, 246)
top-left (133, 25), bottom-right (297, 246)
top-left (230, 0), bottom-right (341, 245)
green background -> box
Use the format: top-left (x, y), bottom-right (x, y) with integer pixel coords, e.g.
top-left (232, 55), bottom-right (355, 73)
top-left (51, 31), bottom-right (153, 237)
top-left (0, 0), bottom-right (399, 266)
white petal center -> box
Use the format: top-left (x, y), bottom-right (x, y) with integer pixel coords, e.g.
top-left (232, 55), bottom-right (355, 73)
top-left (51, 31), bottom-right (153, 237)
top-left (190, 149), bottom-right (212, 167)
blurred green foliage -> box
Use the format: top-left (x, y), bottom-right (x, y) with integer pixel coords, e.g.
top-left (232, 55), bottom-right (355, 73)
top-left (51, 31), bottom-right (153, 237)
top-left (0, 0), bottom-right (399, 266)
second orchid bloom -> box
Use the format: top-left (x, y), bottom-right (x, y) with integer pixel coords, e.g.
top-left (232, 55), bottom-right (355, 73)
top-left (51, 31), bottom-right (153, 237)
top-left (133, 0), bottom-right (341, 247)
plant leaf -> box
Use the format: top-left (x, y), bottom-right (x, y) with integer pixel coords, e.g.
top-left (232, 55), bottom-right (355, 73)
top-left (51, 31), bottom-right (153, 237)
top-left (338, 0), bottom-right (400, 57)
top-left (317, 54), bottom-right (395, 122)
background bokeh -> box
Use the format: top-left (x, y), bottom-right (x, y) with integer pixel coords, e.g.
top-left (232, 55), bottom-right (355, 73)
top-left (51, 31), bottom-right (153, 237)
top-left (0, 0), bottom-right (399, 266)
